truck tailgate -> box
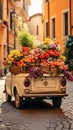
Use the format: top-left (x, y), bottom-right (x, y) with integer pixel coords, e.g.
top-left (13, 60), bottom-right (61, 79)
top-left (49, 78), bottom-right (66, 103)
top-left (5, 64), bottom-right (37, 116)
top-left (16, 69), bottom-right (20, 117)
top-left (31, 76), bottom-right (61, 93)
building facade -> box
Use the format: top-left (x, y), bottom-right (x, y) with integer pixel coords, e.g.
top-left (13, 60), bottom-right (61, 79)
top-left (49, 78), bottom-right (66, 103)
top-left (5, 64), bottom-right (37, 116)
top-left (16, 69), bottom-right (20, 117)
top-left (0, 0), bottom-right (30, 74)
top-left (28, 13), bottom-right (43, 42)
top-left (43, 0), bottom-right (73, 46)
top-left (15, 0), bottom-right (31, 50)
top-left (0, 0), bottom-right (15, 73)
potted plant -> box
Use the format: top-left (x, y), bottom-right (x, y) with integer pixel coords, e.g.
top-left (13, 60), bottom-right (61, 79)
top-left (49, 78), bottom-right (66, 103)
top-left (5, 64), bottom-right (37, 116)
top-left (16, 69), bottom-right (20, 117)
top-left (17, 29), bottom-right (35, 49)
top-left (64, 35), bottom-right (73, 72)
top-left (3, 50), bottom-right (24, 74)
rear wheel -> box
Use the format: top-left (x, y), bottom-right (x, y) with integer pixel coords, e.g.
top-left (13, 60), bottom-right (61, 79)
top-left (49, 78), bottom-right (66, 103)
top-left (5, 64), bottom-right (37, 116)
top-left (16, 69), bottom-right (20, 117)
top-left (6, 91), bottom-right (11, 102)
top-left (52, 97), bottom-right (62, 108)
top-left (5, 84), bottom-right (11, 102)
top-left (15, 90), bottom-right (23, 109)
top-left (35, 97), bottom-right (43, 102)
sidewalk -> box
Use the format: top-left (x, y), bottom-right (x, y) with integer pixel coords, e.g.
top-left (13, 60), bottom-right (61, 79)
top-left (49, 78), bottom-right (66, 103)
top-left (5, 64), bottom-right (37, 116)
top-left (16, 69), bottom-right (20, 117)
top-left (0, 76), bottom-right (5, 89)
top-left (0, 76), bottom-right (6, 80)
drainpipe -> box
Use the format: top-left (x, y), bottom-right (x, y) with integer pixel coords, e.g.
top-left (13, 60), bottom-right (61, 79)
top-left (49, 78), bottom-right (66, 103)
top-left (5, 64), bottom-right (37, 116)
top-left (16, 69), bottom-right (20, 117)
top-left (7, 0), bottom-right (8, 15)
top-left (7, 0), bottom-right (9, 54)
top-left (7, 24), bottom-right (9, 54)
top-left (42, 1), bottom-right (45, 40)
top-left (14, 0), bottom-right (16, 49)
top-left (48, 0), bottom-right (50, 36)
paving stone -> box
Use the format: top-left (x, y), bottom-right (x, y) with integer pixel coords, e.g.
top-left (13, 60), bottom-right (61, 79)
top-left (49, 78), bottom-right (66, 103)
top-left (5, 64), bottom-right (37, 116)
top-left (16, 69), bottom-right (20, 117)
top-left (0, 124), bottom-right (6, 127)
top-left (6, 126), bottom-right (11, 130)
top-left (0, 80), bottom-right (73, 130)
top-left (55, 124), bottom-right (63, 130)
top-left (62, 121), bottom-right (70, 129)
top-left (47, 128), bottom-right (54, 130)
top-left (5, 123), bottom-right (11, 126)
top-left (62, 128), bottom-right (69, 130)
top-left (0, 117), bottom-right (2, 122)
top-left (71, 123), bottom-right (73, 128)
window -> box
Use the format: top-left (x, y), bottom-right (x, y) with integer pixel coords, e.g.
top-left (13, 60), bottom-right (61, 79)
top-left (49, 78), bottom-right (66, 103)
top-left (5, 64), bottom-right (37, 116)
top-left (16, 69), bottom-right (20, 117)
top-left (45, 0), bottom-right (48, 2)
top-left (23, 0), bottom-right (25, 10)
top-left (7, 0), bottom-right (8, 15)
top-left (63, 12), bottom-right (68, 36)
top-left (46, 22), bottom-right (49, 37)
top-left (0, 2), bottom-right (2, 20)
top-left (52, 18), bottom-right (55, 38)
top-left (36, 25), bottom-right (39, 35)
top-left (10, 12), bottom-right (13, 30)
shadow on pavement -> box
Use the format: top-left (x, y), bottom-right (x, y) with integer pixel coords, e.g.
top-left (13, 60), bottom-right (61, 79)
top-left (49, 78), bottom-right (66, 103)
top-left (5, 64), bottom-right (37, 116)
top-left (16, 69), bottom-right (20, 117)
top-left (1, 99), bottom-right (67, 116)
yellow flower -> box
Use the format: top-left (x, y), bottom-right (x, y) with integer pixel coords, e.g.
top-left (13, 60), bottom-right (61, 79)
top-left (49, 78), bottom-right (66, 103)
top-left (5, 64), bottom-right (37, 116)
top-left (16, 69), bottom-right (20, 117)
top-left (14, 55), bottom-right (17, 58)
top-left (60, 55), bottom-right (66, 61)
top-left (43, 38), bottom-right (54, 45)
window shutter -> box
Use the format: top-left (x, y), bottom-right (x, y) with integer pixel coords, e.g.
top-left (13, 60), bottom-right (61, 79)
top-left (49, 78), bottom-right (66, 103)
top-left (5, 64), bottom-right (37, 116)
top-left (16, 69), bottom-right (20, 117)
top-left (46, 22), bottom-right (49, 37)
top-left (45, 0), bottom-right (48, 3)
top-left (23, 0), bottom-right (25, 9)
top-left (52, 18), bottom-right (55, 38)
top-left (65, 12), bottom-right (68, 36)
top-left (36, 25), bottom-right (39, 35)
top-left (0, 2), bottom-right (2, 20)
top-left (10, 12), bottom-right (13, 30)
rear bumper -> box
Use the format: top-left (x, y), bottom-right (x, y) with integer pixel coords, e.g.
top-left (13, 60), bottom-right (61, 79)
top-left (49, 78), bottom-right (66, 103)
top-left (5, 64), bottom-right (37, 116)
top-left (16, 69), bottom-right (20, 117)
top-left (23, 93), bottom-right (68, 98)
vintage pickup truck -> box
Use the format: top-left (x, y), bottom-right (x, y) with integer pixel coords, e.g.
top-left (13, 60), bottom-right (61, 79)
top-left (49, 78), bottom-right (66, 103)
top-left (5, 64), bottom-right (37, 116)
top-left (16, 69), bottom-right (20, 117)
top-left (5, 71), bottom-right (68, 109)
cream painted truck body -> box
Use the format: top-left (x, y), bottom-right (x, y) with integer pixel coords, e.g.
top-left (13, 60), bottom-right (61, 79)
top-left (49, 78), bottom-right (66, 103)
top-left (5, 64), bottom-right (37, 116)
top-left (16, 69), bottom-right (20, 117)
top-left (5, 72), bottom-right (68, 109)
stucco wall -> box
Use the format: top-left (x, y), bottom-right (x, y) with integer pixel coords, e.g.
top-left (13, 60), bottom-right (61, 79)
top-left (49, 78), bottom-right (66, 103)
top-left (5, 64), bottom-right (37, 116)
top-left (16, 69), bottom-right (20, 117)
top-left (49, 0), bottom-right (69, 41)
top-left (28, 14), bottom-right (43, 42)
top-left (43, 0), bottom-right (70, 43)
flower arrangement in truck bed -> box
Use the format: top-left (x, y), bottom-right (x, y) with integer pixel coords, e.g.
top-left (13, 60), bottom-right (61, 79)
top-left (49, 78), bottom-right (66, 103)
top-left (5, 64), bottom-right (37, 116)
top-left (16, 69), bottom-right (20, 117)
top-left (3, 50), bottom-right (24, 68)
top-left (3, 38), bottom-right (73, 80)
top-left (38, 38), bottom-right (66, 72)
top-left (38, 38), bottom-right (73, 80)
top-left (22, 38), bottom-right (73, 80)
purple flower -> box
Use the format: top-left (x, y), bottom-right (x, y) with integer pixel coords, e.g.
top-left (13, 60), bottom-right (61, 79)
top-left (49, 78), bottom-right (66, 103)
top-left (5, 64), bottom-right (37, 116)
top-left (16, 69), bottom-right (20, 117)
top-left (64, 70), bottom-right (73, 81)
top-left (49, 43), bottom-right (57, 50)
top-left (28, 67), bottom-right (43, 79)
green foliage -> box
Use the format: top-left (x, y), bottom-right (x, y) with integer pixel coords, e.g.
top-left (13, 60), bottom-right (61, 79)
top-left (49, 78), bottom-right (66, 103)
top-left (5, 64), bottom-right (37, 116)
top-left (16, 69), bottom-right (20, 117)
top-left (39, 44), bottom-right (48, 51)
top-left (17, 29), bottom-right (35, 48)
top-left (66, 35), bottom-right (73, 48)
top-left (68, 59), bottom-right (73, 71)
top-left (64, 35), bottom-right (73, 71)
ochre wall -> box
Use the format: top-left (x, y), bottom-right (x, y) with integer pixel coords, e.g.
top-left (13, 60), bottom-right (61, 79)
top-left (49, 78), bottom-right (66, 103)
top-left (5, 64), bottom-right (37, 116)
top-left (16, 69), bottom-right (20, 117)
top-left (43, 2), bottom-right (49, 39)
top-left (43, 0), bottom-right (70, 43)
top-left (49, 0), bottom-right (69, 41)
top-left (0, 0), bottom-right (14, 68)
top-left (28, 14), bottom-right (43, 42)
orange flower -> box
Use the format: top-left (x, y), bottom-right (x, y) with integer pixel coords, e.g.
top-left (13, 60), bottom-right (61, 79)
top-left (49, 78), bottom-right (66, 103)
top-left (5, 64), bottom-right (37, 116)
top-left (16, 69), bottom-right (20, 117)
top-left (22, 63), bottom-right (26, 67)
top-left (63, 65), bottom-right (68, 70)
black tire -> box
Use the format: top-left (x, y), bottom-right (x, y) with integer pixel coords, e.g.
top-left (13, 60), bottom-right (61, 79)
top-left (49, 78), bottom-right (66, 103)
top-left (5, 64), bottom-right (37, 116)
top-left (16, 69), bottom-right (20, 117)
top-left (52, 97), bottom-right (62, 108)
top-left (15, 90), bottom-right (23, 109)
top-left (6, 91), bottom-right (11, 102)
top-left (35, 98), bottom-right (43, 102)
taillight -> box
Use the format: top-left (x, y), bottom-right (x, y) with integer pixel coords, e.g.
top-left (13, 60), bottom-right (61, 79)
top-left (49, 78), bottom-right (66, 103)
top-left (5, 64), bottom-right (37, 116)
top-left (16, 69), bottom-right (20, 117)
top-left (24, 78), bottom-right (30, 87)
top-left (61, 77), bottom-right (66, 86)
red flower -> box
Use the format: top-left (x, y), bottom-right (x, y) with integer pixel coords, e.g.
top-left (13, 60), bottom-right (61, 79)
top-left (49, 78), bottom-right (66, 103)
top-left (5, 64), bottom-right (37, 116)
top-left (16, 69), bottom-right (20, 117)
top-left (40, 54), bottom-right (45, 59)
top-left (44, 52), bottom-right (50, 58)
top-left (22, 47), bottom-right (30, 52)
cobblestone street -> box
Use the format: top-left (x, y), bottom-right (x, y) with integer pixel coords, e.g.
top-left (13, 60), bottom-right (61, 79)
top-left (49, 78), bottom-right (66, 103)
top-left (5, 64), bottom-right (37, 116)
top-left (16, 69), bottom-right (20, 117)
top-left (0, 78), bottom-right (73, 130)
